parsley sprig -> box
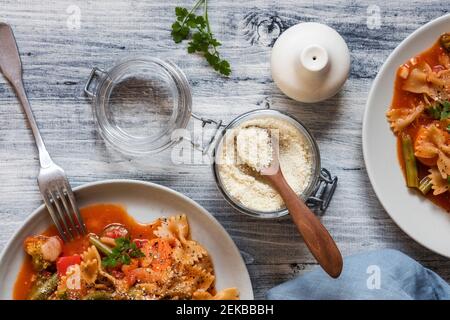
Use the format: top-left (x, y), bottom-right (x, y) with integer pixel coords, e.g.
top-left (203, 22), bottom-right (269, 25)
top-left (171, 0), bottom-right (231, 76)
top-left (102, 237), bottom-right (145, 268)
top-left (427, 100), bottom-right (450, 121)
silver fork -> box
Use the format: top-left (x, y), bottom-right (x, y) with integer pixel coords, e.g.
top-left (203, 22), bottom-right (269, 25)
top-left (0, 23), bottom-right (86, 242)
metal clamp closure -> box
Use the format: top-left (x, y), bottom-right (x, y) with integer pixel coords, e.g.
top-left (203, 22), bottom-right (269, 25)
top-left (84, 67), bottom-right (108, 98)
top-left (187, 112), bottom-right (226, 154)
top-left (306, 168), bottom-right (338, 212)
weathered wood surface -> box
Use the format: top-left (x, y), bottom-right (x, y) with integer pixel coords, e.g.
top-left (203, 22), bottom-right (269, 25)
top-left (0, 0), bottom-right (449, 299)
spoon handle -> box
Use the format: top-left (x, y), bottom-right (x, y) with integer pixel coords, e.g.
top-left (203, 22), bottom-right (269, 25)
top-left (269, 170), bottom-right (343, 278)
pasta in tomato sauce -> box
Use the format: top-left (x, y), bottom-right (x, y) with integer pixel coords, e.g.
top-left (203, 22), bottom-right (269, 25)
top-left (13, 204), bottom-right (238, 300)
top-left (387, 33), bottom-right (450, 211)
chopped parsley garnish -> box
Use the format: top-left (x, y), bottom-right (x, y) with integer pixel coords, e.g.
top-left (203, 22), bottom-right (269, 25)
top-left (427, 100), bottom-right (450, 120)
top-left (102, 237), bottom-right (145, 268)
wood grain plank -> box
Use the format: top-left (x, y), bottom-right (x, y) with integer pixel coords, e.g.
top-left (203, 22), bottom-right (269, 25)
top-left (0, 0), bottom-right (449, 299)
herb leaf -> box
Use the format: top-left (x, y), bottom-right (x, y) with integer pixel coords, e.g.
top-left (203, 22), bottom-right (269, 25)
top-left (101, 237), bottom-right (145, 268)
top-left (440, 101), bottom-right (450, 120)
top-left (427, 104), bottom-right (441, 119)
top-left (171, 1), bottom-right (231, 76)
top-left (427, 100), bottom-right (450, 120)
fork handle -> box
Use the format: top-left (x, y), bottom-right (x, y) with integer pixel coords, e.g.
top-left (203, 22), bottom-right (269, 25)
top-left (14, 80), bottom-right (53, 168)
top-left (0, 23), bottom-right (52, 168)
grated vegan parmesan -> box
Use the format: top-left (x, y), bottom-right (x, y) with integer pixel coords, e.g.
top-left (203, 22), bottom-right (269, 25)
top-left (217, 116), bottom-right (313, 212)
top-left (236, 127), bottom-right (273, 172)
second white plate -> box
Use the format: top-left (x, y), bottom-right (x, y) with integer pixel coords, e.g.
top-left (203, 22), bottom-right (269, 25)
top-left (363, 14), bottom-right (450, 258)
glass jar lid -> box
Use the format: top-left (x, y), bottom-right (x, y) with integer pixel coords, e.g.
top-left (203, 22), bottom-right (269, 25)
top-left (85, 57), bottom-right (192, 155)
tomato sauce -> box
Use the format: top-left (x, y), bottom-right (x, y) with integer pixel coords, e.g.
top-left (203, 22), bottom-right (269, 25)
top-left (392, 40), bottom-right (450, 212)
top-left (13, 204), bottom-right (161, 299)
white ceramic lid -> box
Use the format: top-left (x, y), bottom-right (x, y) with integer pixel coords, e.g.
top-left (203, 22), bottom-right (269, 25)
top-left (271, 22), bottom-right (350, 103)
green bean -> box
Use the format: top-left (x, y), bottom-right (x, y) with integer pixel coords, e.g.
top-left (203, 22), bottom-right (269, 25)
top-left (401, 133), bottom-right (419, 188)
top-left (29, 273), bottom-right (58, 300)
top-left (419, 176), bottom-right (433, 195)
top-left (82, 291), bottom-right (113, 300)
top-left (89, 235), bottom-right (113, 255)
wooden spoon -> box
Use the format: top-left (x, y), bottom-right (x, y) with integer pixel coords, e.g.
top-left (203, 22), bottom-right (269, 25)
top-left (261, 135), bottom-right (343, 278)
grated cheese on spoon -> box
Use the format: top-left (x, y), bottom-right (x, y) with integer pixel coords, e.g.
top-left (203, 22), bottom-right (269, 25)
top-left (236, 127), bottom-right (273, 172)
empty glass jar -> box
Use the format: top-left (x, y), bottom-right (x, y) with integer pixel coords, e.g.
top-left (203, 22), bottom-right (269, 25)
top-left (84, 57), bottom-right (192, 155)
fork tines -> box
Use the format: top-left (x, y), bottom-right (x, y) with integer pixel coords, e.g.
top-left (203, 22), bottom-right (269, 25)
top-left (41, 184), bottom-right (86, 242)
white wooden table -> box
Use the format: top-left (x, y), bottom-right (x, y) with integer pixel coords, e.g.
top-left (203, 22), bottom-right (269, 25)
top-left (1, 0), bottom-right (449, 299)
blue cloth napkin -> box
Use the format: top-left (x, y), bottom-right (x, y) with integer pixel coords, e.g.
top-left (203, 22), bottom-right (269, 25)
top-left (266, 249), bottom-right (450, 300)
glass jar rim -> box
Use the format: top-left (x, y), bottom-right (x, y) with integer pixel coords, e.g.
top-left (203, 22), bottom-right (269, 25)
top-left (212, 109), bottom-right (322, 218)
top-left (89, 56), bottom-right (192, 156)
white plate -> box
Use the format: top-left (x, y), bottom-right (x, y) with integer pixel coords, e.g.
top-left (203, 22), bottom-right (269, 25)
top-left (0, 179), bottom-right (253, 299)
top-left (363, 14), bottom-right (450, 257)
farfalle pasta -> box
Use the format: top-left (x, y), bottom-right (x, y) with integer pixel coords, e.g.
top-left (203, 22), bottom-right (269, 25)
top-left (386, 102), bottom-right (425, 133)
top-left (80, 246), bottom-right (101, 284)
top-left (428, 167), bottom-right (449, 195)
top-left (14, 204), bottom-right (238, 300)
